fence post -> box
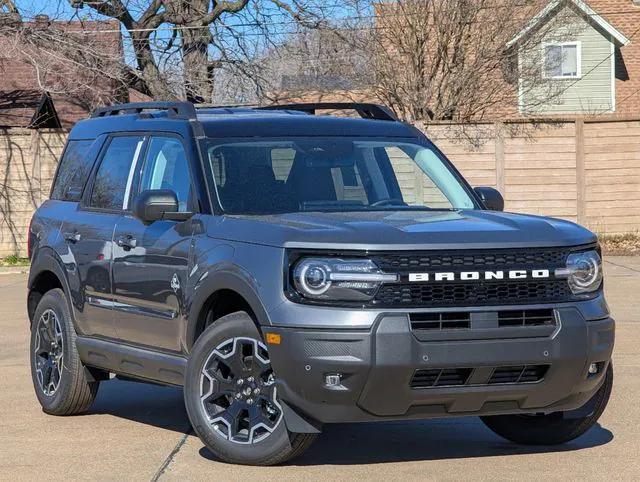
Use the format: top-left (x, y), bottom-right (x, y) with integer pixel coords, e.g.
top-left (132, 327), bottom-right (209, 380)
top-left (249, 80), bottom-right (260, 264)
top-left (575, 119), bottom-right (586, 225)
top-left (30, 130), bottom-right (42, 205)
top-left (494, 122), bottom-right (505, 193)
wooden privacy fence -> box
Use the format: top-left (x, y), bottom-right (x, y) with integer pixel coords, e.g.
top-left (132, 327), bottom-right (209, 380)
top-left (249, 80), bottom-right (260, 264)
top-left (420, 117), bottom-right (640, 235)
top-left (0, 118), bottom-right (639, 257)
top-left (0, 129), bottom-right (67, 258)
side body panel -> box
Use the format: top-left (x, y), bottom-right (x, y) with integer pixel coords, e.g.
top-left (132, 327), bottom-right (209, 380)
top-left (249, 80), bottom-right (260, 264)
top-left (59, 209), bottom-right (118, 338)
top-left (111, 215), bottom-right (194, 352)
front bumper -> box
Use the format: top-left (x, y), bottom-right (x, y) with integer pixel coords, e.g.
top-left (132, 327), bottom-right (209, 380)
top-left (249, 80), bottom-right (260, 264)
top-left (266, 307), bottom-right (614, 424)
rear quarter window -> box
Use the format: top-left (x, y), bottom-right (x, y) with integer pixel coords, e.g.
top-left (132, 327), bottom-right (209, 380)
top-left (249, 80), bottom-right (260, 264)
top-left (50, 140), bottom-right (95, 201)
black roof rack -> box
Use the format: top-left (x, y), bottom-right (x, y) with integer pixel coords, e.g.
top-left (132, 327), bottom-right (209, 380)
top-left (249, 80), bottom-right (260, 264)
top-left (90, 101), bottom-right (398, 123)
top-left (91, 101), bottom-right (197, 120)
top-left (257, 102), bottom-right (398, 121)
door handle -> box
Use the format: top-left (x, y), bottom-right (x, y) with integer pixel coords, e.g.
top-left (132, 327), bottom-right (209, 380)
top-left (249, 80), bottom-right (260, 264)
top-left (116, 234), bottom-right (137, 249)
top-left (63, 232), bottom-right (81, 243)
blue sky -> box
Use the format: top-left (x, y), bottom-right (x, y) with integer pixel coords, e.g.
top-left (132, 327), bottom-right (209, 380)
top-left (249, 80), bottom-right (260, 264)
top-left (15, 1), bottom-right (87, 20)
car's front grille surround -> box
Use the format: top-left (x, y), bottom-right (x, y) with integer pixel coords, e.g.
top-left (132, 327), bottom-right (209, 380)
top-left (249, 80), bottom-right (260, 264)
top-left (375, 280), bottom-right (572, 307)
top-left (369, 247), bottom-right (580, 308)
top-left (371, 248), bottom-right (569, 272)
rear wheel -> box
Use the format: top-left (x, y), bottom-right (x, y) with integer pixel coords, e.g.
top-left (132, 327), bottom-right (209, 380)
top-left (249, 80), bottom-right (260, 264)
top-left (184, 311), bottom-right (316, 465)
top-left (481, 363), bottom-right (613, 445)
top-left (30, 288), bottom-right (99, 415)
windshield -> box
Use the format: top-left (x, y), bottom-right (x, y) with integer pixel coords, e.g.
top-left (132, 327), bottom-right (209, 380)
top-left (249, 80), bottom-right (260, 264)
top-left (205, 137), bottom-right (477, 214)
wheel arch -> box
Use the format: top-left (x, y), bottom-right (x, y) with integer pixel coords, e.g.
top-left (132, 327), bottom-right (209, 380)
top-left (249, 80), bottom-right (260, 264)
top-left (27, 249), bottom-right (73, 326)
top-left (186, 270), bottom-right (272, 352)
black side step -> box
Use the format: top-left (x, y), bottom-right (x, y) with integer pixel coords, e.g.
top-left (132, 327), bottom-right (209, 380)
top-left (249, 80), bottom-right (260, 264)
top-left (76, 337), bottom-right (187, 387)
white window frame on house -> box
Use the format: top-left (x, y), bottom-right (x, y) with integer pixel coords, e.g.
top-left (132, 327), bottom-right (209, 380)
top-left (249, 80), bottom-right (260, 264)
top-left (542, 41), bottom-right (582, 79)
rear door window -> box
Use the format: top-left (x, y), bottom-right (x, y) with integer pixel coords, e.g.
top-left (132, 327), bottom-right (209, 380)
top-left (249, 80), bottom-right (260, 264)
top-left (90, 136), bottom-right (145, 210)
top-left (51, 140), bottom-right (94, 201)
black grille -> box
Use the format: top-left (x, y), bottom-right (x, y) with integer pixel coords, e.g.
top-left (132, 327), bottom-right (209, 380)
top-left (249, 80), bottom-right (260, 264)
top-left (375, 280), bottom-right (572, 307)
top-left (488, 365), bottom-right (549, 384)
top-left (372, 248), bottom-right (569, 272)
top-left (411, 365), bottom-right (549, 389)
top-left (411, 368), bottom-right (472, 388)
top-left (497, 309), bottom-right (556, 327)
top-left (410, 312), bottom-right (471, 330)
top-left (369, 248), bottom-right (575, 308)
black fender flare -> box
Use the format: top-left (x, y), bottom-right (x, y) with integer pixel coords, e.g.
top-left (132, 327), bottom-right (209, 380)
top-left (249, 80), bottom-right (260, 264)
top-left (27, 248), bottom-right (75, 326)
top-left (185, 268), bottom-right (272, 352)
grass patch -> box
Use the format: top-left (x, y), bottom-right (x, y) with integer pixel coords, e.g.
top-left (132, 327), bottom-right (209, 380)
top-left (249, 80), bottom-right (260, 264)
top-left (599, 232), bottom-right (640, 256)
top-left (0, 255), bottom-right (30, 267)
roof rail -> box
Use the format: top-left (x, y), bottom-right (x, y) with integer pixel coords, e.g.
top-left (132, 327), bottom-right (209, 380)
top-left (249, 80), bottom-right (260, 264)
top-left (257, 102), bottom-right (398, 121)
top-left (91, 101), bottom-right (197, 120)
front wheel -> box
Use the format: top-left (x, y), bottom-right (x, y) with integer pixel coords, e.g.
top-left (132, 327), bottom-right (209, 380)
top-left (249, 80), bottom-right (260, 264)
top-left (184, 311), bottom-right (316, 465)
top-left (481, 363), bottom-right (613, 445)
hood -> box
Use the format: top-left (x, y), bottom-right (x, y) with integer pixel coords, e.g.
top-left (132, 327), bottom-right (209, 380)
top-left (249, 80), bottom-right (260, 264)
top-left (206, 209), bottom-right (596, 250)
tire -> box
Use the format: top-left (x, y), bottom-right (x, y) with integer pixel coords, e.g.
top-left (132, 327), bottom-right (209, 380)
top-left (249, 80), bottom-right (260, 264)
top-left (184, 311), bottom-right (317, 465)
top-left (481, 363), bottom-right (613, 445)
top-left (30, 288), bottom-right (99, 415)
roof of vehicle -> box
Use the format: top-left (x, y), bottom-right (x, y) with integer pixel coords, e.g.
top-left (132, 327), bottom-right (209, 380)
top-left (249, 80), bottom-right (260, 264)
top-left (67, 102), bottom-right (424, 141)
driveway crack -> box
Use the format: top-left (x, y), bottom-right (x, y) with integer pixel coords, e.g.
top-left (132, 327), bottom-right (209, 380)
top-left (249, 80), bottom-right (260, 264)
top-left (605, 259), bottom-right (640, 275)
top-left (151, 429), bottom-right (192, 481)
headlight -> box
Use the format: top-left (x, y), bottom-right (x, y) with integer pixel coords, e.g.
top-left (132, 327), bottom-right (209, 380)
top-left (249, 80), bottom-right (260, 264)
top-left (555, 250), bottom-right (602, 294)
top-left (292, 258), bottom-right (397, 301)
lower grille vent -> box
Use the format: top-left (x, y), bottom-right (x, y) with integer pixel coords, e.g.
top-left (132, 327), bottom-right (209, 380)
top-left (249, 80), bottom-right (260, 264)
top-left (411, 365), bottom-right (549, 389)
top-left (498, 309), bottom-right (556, 327)
top-left (411, 368), bottom-right (472, 388)
top-left (410, 312), bottom-right (471, 331)
top-left (488, 365), bottom-right (549, 384)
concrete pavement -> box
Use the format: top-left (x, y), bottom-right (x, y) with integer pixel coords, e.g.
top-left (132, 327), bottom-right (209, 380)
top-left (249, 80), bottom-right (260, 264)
top-left (1, 257), bottom-right (639, 481)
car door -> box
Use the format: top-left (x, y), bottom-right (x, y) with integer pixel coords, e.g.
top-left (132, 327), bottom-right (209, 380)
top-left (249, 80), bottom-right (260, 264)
top-left (66, 134), bottom-right (146, 339)
top-left (111, 135), bottom-right (195, 352)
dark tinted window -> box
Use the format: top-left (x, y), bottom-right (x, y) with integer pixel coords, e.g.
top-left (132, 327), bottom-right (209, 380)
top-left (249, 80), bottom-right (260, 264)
top-left (90, 136), bottom-right (144, 210)
top-left (51, 140), bottom-right (94, 201)
top-left (139, 137), bottom-right (191, 212)
top-left (206, 138), bottom-right (475, 214)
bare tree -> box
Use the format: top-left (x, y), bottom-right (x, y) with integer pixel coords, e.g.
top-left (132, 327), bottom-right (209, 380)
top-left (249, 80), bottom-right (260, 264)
top-left (330, 0), bottom-right (581, 123)
top-left (60, 0), bottom-right (326, 102)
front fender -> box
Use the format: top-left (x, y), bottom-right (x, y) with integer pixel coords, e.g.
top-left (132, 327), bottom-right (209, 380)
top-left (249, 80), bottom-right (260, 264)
top-left (184, 264), bottom-right (273, 353)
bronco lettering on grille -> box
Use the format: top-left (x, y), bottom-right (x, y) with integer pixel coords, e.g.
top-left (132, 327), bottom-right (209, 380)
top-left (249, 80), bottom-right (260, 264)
top-left (408, 269), bottom-right (550, 282)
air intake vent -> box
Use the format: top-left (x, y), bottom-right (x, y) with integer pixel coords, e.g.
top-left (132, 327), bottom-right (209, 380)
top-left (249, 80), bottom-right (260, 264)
top-left (488, 365), bottom-right (549, 384)
top-left (411, 368), bottom-right (472, 388)
top-left (498, 309), bottom-right (556, 327)
top-left (410, 312), bottom-right (471, 330)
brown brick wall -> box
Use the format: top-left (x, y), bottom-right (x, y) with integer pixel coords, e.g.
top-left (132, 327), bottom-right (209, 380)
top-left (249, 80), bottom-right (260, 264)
top-left (0, 19), bottom-right (125, 127)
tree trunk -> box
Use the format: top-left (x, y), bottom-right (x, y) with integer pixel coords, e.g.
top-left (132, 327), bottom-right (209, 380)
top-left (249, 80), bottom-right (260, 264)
top-left (179, 0), bottom-right (213, 103)
top-left (131, 31), bottom-right (176, 99)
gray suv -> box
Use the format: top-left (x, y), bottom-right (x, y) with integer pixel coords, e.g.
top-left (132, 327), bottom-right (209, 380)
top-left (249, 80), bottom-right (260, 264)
top-left (27, 102), bottom-right (613, 465)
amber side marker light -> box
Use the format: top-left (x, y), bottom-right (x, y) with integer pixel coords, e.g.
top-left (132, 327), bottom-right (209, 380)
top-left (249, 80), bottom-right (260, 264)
top-left (265, 333), bottom-right (281, 345)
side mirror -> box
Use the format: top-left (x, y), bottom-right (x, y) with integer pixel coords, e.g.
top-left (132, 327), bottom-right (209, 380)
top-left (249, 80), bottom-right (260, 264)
top-left (474, 186), bottom-right (504, 211)
top-left (133, 189), bottom-right (193, 223)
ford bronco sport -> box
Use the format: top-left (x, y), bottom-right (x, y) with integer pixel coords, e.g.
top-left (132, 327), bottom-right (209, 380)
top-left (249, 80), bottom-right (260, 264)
top-left (27, 101), bottom-right (613, 465)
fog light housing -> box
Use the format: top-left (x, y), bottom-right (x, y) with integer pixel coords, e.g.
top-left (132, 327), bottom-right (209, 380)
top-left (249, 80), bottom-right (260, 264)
top-left (588, 363), bottom-right (599, 374)
top-left (324, 373), bottom-right (342, 387)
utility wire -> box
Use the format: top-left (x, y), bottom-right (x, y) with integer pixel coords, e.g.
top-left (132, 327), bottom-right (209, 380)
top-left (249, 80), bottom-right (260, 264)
top-left (13, 8), bottom-right (640, 35)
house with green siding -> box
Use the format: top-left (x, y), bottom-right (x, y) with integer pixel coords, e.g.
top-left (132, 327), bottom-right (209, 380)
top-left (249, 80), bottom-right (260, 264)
top-left (508, 0), bottom-right (630, 115)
